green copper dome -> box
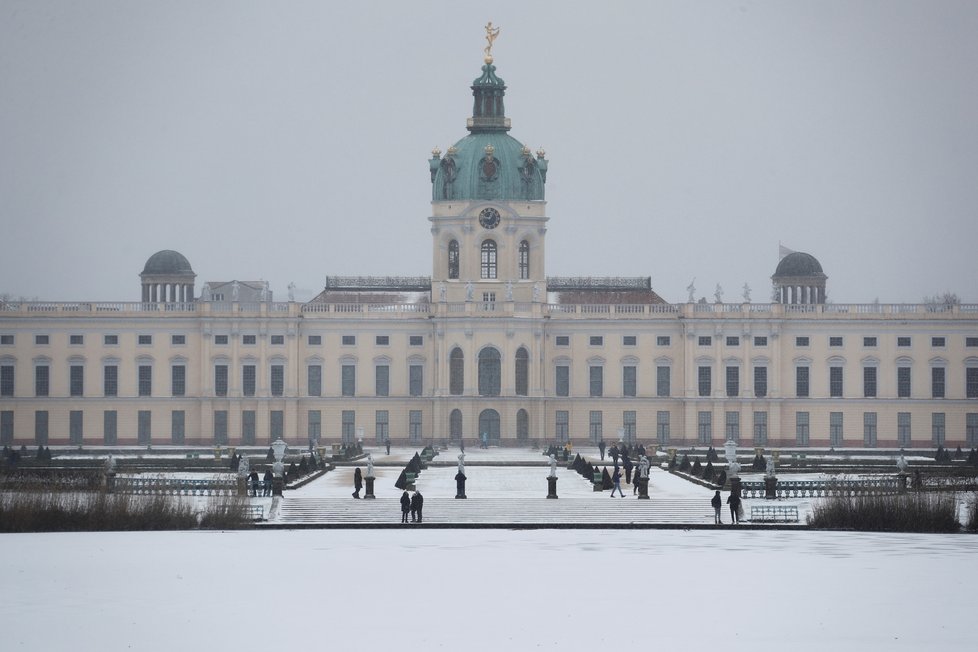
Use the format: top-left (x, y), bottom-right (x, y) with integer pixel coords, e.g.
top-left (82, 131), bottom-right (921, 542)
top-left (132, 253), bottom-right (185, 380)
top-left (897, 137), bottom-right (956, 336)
top-left (429, 62), bottom-right (547, 202)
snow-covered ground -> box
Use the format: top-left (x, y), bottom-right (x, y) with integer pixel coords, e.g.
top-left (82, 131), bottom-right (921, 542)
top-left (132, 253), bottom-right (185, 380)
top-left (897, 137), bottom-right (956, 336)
top-left (2, 529), bottom-right (975, 651)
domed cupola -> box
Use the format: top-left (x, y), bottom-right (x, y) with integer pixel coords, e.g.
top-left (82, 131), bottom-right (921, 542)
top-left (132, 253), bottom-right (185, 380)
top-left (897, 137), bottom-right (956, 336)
top-left (140, 250), bottom-right (196, 303)
top-left (429, 27), bottom-right (547, 203)
top-left (772, 251), bottom-right (828, 305)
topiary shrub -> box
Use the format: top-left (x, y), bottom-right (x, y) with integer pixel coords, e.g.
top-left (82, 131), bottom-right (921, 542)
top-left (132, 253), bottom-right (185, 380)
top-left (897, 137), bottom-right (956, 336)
top-left (702, 461), bottom-right (715, 481)
top-left (691, 459), bottom-right (702, 476)
top-left (679, 454), bottom-right (691, 472)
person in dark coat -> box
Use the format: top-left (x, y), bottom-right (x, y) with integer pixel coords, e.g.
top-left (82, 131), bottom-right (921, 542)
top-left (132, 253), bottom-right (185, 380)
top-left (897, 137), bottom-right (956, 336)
top-left (248, 469), bottom-right (260, 497)
top-left (711, 490), bottom-right (723, 524)
top-left (726, 492), bottom-right (741, 524)
top-left (623, 455), bottom-right (633, 484)
top-left (400, 491), bottom-right (411, 523)
top-left (352, 467), bottom-right (363, 499)
top-left (610, 467), bottom-right (624, 498)
top-left (385, 438), bottom-right (391, 455)
top-left (411, 490), bottom-right (424, 523)
top-left (262, 468), bottom-right (273, 496)
top-left (610, 445), bottom-right (620, 466)
top-left (598, 440), bottom-right (606, 460)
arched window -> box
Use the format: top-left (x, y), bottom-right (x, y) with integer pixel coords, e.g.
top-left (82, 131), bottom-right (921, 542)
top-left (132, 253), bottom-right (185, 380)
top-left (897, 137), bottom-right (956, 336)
top-left (478, 347), bottom-right (501, 396)
top-left (450, 409), bottom-right (463, 441)
top-left (479, 409), bottom-right (500, 443)
top-left (480, 240), bottom-right (497, 279)
top-left (518, 240), bottom-right (530, 279)
top-left (448, 240), bottom-right (459, 279)
top-left (449, 348), bottom-right (464, 395)
top-left (515, 347), bottom-right (529, 396)
top-left (516, 409), bottom-right (529, 441)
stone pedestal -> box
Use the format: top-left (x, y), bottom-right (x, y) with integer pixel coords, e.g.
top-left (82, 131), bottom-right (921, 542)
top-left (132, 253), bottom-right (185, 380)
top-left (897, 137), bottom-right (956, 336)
top-left (272, 475), bottom-right (284, 497)
top-left (237, 477), bottom-right (248, 497)
top-left (897, 472), bottom-right (909, 493)
top-left (455, 473), bottom-right (467, 499)
top-left (637, 477), bottom-right (650, 499)
top-left (730, 476), bottom-right (742, 499)
top-left (764, 476), bottom-right (778, 499)
top-left (364, 476), bottom-right (376, 499)
top-left (104, 472), bottom-right (116, 494)
top-left (547, 475), bottom-right (558, 499)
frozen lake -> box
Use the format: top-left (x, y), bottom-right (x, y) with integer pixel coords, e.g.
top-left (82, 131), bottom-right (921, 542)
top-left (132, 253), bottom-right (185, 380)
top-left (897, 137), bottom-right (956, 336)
top-left (3, 529), bottom-right (974, 651)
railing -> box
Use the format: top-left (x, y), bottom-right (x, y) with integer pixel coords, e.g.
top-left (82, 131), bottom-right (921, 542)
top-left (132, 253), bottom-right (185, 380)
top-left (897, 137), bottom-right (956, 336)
top-left (739, 477), bottom-right (902, 499)
top-left (113, 477), bottom-right (237, 496)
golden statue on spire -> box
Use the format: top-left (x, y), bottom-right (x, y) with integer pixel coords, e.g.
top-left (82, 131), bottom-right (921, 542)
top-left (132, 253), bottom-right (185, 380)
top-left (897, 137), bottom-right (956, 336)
top-left (483, 22), bottom-right (500, 64)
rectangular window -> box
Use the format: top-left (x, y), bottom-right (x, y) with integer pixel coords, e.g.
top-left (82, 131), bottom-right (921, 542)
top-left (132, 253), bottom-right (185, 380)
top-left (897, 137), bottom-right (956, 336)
top-left (270, 365), bottom-right (284, 397)
top-left (796, 367), bottom-right (809, 398)
top-left (589, 366), bottom-right (603, 397)
top-left (376, 410), bottom-right (390, 443)
top-left (932, 337), bottom-right (946, 347)
top-left (342, 365), bottom-right (356, 397)
top-left (725, 366), bottom-right (739, 397)
top-left (753, 411), bottom-right (768, 445)
top-left (242, 365), bottom-right (256, 397)
top-left (726, 336), bottom-right (740, 346)
top-left (69, 410), bottom-right (83, 445)
top-left (0, 365), bottom-right (12, 397)
top-left (137, 410), bottom-right (151, 445)
top-left (214, 410), bottom-right (228, 445)
top-left (725, 411), bottom-right (740, 442)
top-left (171, 334), bottom-right (185, 345)
top-left (103, 410), bottom-right (117, 445)
top-left (623, 335), bottom-right (637, 346)
top-left (215, 365), bottom-right (228, 397)
top-left (35, 334), bottom-right (49, 345)
top-left (104, 334), bottom-right (118, 345)
top-left (233, 410), bottom-right (253, 445)
top-left (270, 410), bottom-right (284, 440)
top-left (656, 366), bottom-right (670, 397)
top-left (35, 410), bottom-right (48, 445)
top-left (103, 365), bottom-right (117, 397)
top-left (830, 366), bottom-right (844, 397)
top-left (307, 410), bottom-right (321, 442)
top-left (657, 336), bottom-right (671, 346)
top-left (863, 412), bottom-right (877, 447)
top-left (556, 336), bottom-right (570, 347)
top-left (656, 411), bottom-right (670, 444)
top-left (754, 366), bottom-right (767, 398)
top-left (555, 365), bottom-right (569, 397)
top-left (0, 334), bottom-right (13, 345)
top-left (623, 411), bottom-right (636, 443)
top-left (0, 411), bottom-right (13, 445)
top-left (342, 335), bottom-right (356, 346)
top-left (214, 334), bottom-right (229, 345)
top-left (830, 412), bottom-right (844, 447)
top-left (897, 412), bottom-right (911, 447)
top-left (863, 336), bottom-right (877, 347)
top-left (796, 411), bottom-right (810, 446)
top-left (409, 335), bottom-right (424, 346)
top-left (138, 335), bottom-right (152, 345)
top-left (271, 335), bottom-right (285, 345)
top-left (589, 336), bottom-right (603, 346)
top-left (589, 410), bottom-right (603, 443)
top-left (967, 337), bottom-right (978, 348)
top-left (698, 336), bottom-right (712, 346)
top-left (897, 367), bottom-right (911, 398)
top-left (864, 367), bottom-right (878, 398)
top-left (70, 365), bottom-right (84, 396)
top-left (409, 365), bottom-right (423, 397)
top-left (35, 365), bottom-right (49, 397)
top-left (308, 365), bottom-right (322, 396)
top-left (898, 337), bottom-right (912, 347)
top-left (376, 335), bottom-right (390, 346)
top-left (931, 367), bottom-right (945, 399)
top-left (409, 410), bottom-right (422, 443)
top-left (753, 336), bottom-right (767, 347)
top-left (341, 410), bottom-right (356, 444)
top-left (697, 411), bottom-right (712, 445)
top-left (622, 366), bottom-right (636, 397)
top-left (555, 410), bottom-right (569, 442)
top-left (138, 365), bottom-right (152, 396)
top-left (375, 365), bottom-right (390, 397)
top-left (932, 413), bottom-right (946, 446)
top-left (171, 365), bottom-right (185, 397)
top-left (829, 336), bottom-right (843, 347)
top-left (308, 335), bottom-right (322, 346)
top-left (698, 366), bottom-right (711, 397)
top-left (967, 413), bottom-right (978, 447)
top-left (796, 336), bottom-right (810, 347)
top-left (171, 410), bottom-right (185, 445)
top-left (70, 334), bottom-right (84, 345)
top-left (242, 334), bottom-right (256, 345)
top-left (969, 368), bottom-right (978, 399)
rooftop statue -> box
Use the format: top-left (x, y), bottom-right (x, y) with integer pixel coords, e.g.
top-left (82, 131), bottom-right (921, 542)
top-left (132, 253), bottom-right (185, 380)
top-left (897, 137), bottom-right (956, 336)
top-left (484, 22), bottom-right (501, 63)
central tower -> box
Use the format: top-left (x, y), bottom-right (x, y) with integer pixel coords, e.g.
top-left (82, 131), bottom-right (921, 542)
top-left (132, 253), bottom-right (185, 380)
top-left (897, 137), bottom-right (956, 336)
top-left (428, 34), bottom-right (549, 305)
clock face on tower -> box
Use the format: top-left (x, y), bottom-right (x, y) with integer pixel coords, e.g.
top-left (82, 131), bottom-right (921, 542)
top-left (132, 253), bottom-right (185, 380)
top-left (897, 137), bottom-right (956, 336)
top-left (479, 207), bottom-right (501, 230)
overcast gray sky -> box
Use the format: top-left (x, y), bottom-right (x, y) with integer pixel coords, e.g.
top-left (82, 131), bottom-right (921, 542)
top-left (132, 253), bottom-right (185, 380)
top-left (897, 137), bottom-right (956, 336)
top-left (2, 1), bottom-right (976, 303)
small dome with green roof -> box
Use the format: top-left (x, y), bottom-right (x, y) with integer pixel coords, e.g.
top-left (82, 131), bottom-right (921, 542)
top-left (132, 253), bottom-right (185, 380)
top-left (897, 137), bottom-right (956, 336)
top-left (429, 58), bottom-right (547, 202)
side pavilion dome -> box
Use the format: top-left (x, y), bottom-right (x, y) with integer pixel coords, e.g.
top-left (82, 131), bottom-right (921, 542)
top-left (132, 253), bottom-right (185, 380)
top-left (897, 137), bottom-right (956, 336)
top-left (142, 250), bottom-right (194, 275)
top-left (140, 250), bottom-right (196, 303)
top-left (772, 251), bottom-right (827, 305)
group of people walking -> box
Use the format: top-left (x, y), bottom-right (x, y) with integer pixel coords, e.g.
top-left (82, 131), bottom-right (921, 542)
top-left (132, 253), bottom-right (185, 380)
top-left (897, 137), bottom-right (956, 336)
top-left (400, 490), bottom-right (423, 523)
top-left (711, 490), bottom-right (742, 524)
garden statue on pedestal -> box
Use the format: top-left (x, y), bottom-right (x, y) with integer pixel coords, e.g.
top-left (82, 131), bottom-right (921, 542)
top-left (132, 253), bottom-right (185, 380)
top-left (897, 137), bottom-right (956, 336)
top-left (549, 454), bottom-right (557, 478)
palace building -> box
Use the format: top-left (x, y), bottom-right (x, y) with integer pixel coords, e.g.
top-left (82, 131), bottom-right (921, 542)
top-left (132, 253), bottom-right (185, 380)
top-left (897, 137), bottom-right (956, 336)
top-left (2, 51), bottom-right (977, 451)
